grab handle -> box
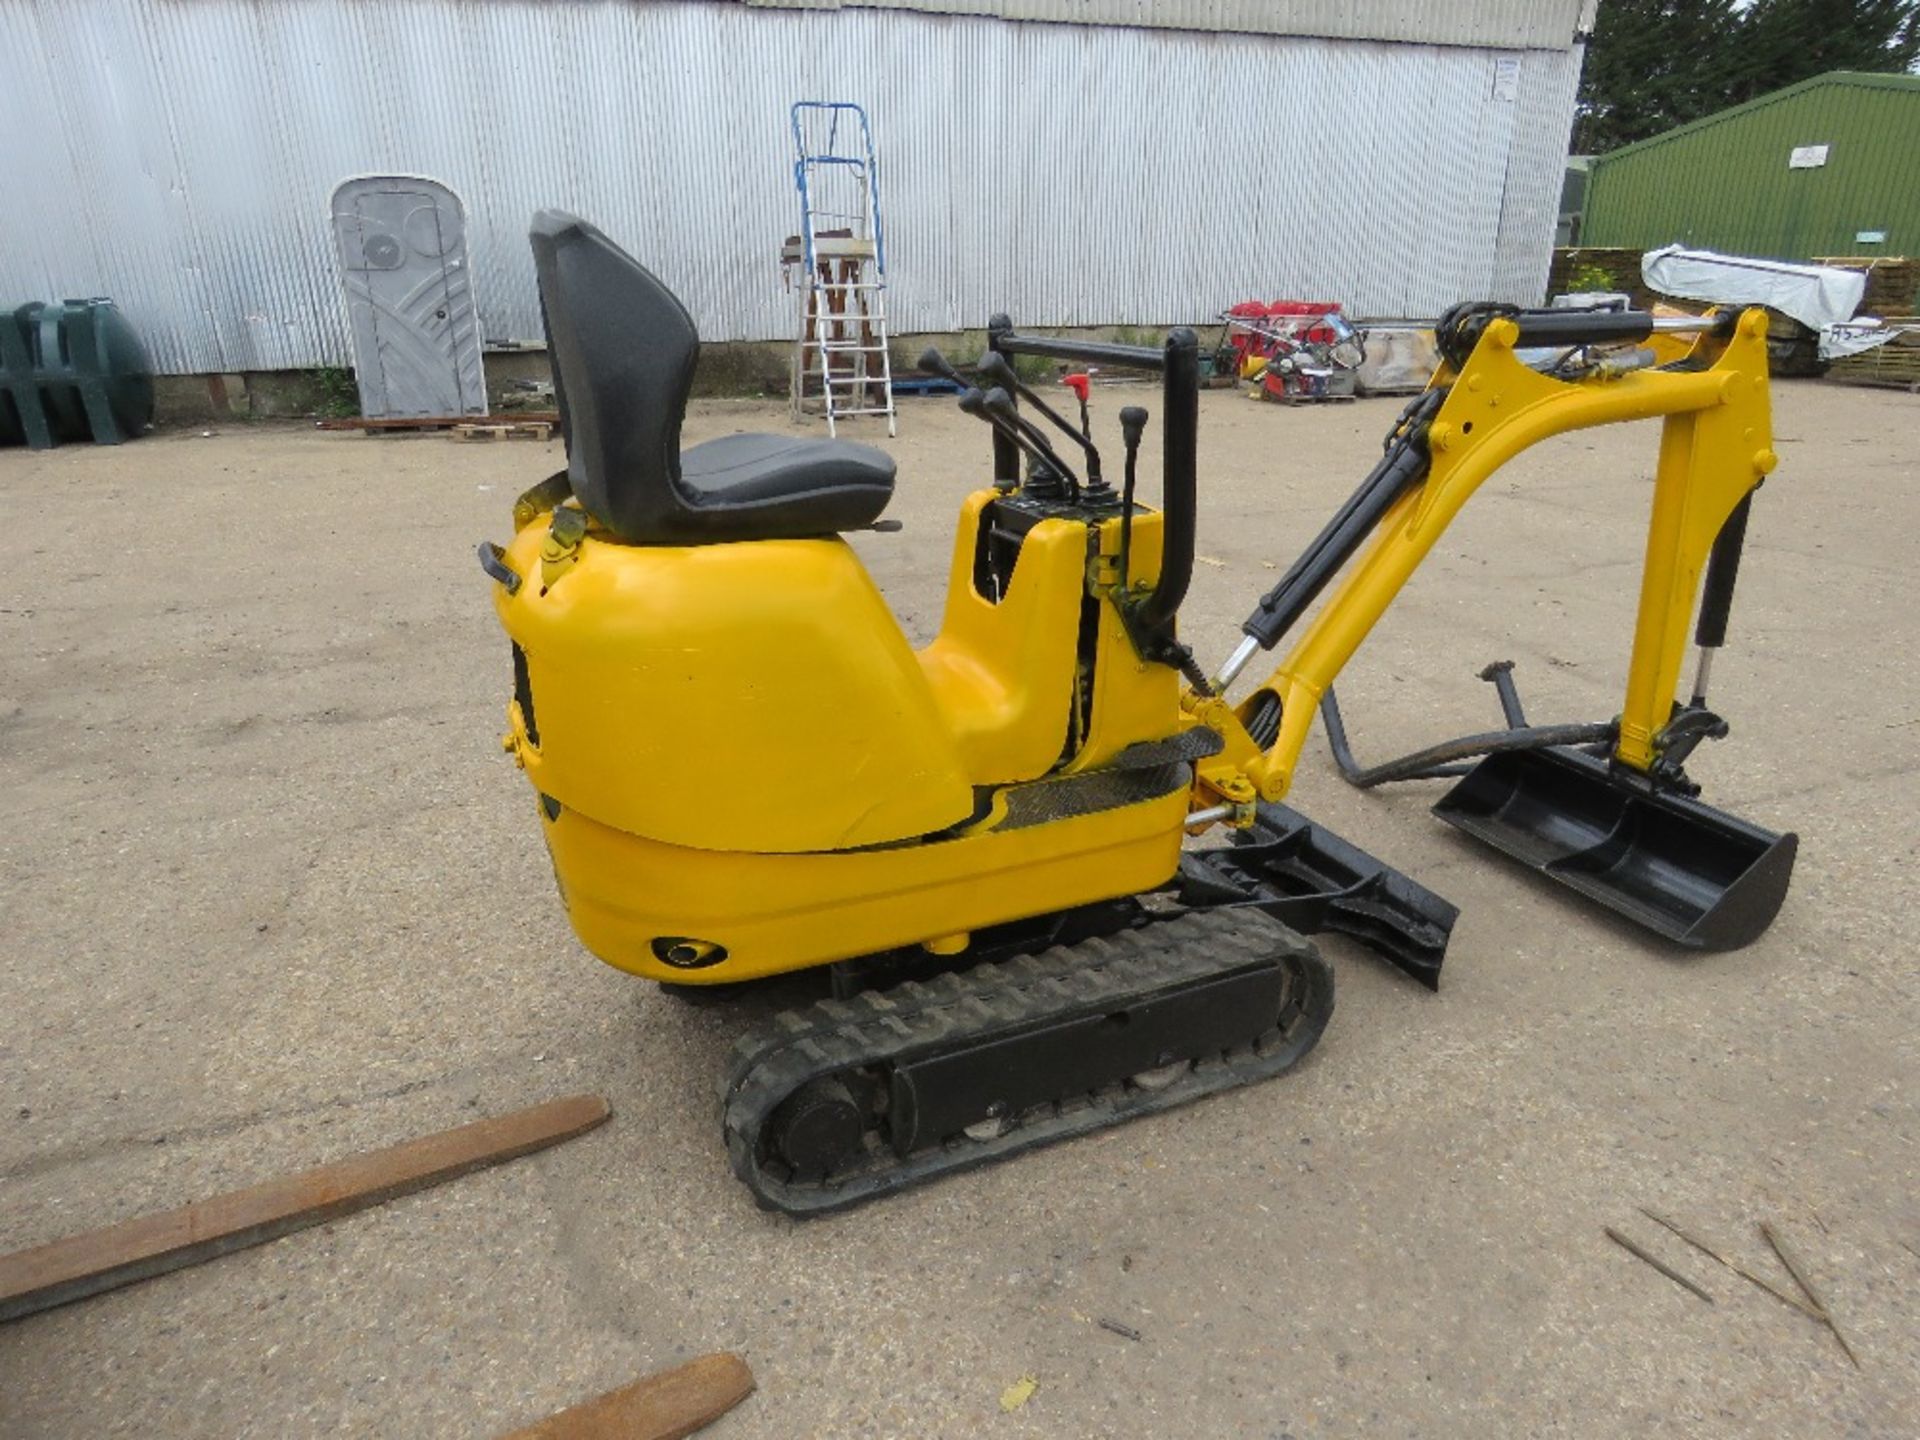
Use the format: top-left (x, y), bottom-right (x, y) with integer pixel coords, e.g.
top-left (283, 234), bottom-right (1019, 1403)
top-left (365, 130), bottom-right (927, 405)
top-left (477, 541), bottom-right (522, 595)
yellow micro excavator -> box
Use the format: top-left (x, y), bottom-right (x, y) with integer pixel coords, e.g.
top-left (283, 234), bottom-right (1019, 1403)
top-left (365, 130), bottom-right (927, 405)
top-left (479, 213), bottom-right (1796, 1215)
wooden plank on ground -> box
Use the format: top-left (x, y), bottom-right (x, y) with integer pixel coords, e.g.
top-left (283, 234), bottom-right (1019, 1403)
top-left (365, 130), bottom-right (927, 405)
top-left (498, 1353), bottom-right (755, 1440)
top-left (0, 1094), bottom-right (610, 1324)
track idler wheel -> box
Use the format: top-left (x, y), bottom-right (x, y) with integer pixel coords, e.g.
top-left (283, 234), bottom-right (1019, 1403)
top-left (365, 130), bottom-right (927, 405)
top-left (764, 1077), bottom-right (865, 1177)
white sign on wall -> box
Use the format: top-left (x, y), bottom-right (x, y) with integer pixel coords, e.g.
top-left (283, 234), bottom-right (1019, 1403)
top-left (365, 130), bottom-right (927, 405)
top-left (1788, 144), bottom-right (1830, 169)
top-left (1492, 57), bottom-right (1520, 101)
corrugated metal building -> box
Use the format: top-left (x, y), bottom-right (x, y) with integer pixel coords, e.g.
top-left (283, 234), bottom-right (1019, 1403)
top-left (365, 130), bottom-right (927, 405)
top-left (1583, 72), bottom-right (1920, 260)
top-left (0, 0), bottom-right (1595, 375)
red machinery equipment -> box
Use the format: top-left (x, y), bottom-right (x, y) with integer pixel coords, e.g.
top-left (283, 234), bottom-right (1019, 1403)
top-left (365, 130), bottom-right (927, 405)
top-left (1216, 301), bottom-right (1365, 402)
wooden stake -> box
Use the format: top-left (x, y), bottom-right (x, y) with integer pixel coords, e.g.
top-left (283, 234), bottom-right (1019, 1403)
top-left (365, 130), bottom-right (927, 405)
top-left (0, 1094), bottom-right (610, 1324)
top-left (1761, 1222), bottom-right (1860, 1370)
top-left (1605, 1227), bottom-right (1713, 1304)
top-left (1638, 1208), bottom-right (1823, 1320)
top-left (499, 1353), bottom-right (754, 1440)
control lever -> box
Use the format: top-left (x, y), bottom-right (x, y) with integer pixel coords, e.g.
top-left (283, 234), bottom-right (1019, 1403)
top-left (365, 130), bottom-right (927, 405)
top-left (978, 387), bottom-right (1080, 500)
top-left (956, 386), bottom-right (1070, 497)
top-left (1062, 372), bottom-right (1093, 443)
top-left (976, 351), bottom-right (1105, 492)
top-left (930, 344), bottom-right (1082, 500)
top-left (1117, 404), bottom-right (1149, 588)
top-left (927, 347), bottom-right (1030, 490)
top-left (917, 346), bottom-right (969, 390)
top-left (955, 385), bottom-right (995, 421)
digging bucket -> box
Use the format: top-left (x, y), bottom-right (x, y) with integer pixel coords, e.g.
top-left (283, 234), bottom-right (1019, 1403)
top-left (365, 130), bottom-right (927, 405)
top-left (1433, 745), bottom-right (1795, 950)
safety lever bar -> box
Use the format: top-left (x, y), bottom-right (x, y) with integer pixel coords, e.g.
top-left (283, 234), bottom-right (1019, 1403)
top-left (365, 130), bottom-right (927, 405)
top-left (982, 331), bottom-right (1168, 370)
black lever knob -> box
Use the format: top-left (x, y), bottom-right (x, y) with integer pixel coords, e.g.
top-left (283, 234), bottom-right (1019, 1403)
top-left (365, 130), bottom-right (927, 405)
top-left (918, 346), bottom-right (969, 388)
top-left (1119, 405), bottom-right (1149, 449)
top-left (980, 386), bottom-right (1020, 426)
top-left (976, 351), bottom-right (1017, 388)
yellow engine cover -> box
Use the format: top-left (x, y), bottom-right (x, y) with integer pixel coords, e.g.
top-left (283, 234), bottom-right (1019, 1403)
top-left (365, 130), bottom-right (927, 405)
top-left (489, 492), bottom-right (1195, 984)
top-left (495, 521), bottom-right (976, 853)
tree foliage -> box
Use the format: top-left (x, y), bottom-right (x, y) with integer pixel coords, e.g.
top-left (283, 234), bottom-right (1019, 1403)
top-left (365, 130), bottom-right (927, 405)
top-left (1574, 0), bottom-right (1920, 152)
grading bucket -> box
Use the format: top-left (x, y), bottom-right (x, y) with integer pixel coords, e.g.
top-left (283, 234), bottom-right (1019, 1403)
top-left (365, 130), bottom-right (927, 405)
top-left (1433, 745), bottom-right (1795, 950)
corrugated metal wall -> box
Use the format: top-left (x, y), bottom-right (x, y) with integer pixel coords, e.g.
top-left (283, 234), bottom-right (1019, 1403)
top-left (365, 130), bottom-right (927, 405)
top-left (0, 0), bottom-right (1581, 374)
top-left (741, 0), bottom-right (1599, 52)
top-left (1584, 74), bottom-right (1920, 260)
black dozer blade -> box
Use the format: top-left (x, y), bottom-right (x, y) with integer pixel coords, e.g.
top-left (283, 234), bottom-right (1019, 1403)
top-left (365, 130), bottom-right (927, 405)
top-left (1432, 745), bottom-right (1796, 950)
top-left (1179, 803), bottom-right (1459, 990)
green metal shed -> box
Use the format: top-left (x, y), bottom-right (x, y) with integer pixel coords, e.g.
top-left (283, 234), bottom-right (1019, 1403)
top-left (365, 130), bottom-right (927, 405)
top-left (1583, 71), bottom-right (1920, 260)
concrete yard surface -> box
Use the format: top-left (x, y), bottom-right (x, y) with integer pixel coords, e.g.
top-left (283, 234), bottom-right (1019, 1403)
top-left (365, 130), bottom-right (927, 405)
top-left (1, 384), bottom-right (1916, 1437)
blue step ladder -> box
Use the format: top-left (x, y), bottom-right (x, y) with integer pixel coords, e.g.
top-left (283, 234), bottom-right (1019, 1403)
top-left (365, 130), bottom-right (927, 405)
top-left (783, 102), bottom-right (897, 437)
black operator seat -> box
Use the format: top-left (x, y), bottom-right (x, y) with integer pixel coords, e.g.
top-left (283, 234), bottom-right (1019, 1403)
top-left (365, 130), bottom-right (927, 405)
top-left (528, 210), bottom-right (895, 545)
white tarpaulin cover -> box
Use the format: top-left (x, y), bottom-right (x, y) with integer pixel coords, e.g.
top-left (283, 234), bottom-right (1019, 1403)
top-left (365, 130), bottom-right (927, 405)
top-left (1641, 245), bottom-right (1865, 330)
top-left (1819, 319), bottom-right (1918, 362)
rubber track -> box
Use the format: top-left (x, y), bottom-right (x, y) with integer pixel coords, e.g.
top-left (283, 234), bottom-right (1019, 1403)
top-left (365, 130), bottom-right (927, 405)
top-left (720, 909), bottom-right (1334, 1217)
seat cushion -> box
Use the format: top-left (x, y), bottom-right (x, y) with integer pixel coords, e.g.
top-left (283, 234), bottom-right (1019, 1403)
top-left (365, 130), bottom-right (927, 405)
top-left (666, 432), bottom-right (895, 541)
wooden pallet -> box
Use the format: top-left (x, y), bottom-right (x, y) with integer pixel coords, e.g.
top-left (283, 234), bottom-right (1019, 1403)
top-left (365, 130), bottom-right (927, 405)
top-left (315, 411), bottom-right (560, 434)
top-left (450, 420), bottom-right (555, 442)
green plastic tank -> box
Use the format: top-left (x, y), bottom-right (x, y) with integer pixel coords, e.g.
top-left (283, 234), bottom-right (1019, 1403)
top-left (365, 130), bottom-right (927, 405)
top-left (0, 298), bottom-right (153, 449)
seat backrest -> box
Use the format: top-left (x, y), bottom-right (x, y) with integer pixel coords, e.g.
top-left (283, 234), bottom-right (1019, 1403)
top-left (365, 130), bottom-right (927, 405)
top-left (529, 210), bottom-right (698, 542)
